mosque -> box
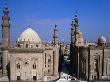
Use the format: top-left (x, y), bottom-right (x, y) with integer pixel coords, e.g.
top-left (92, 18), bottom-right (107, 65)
top-left (70, 11), bottom-right (110, 81)
top-left (1, 5), bottom-right (110, 82)
top-left (1, 6), bottom-right (59, 81)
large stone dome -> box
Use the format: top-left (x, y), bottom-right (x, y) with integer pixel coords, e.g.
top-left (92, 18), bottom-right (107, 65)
top-left (18, 28), bottom-right (41, 43)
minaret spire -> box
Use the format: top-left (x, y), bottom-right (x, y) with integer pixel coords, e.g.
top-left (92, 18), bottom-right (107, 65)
top-left (74, 11), bottom-right (78, 26)
top-left (74, 11), bottom-right (79, 34)
top-left (71, 17), bottom-right (75, 29)
top-left (1, 5), bottom-right (10, 75)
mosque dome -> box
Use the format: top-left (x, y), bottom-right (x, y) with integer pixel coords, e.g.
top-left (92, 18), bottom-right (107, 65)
top-left (18, 28), bottom-right (41, 43)
top-left (98, 35), bottom-right (106, 44)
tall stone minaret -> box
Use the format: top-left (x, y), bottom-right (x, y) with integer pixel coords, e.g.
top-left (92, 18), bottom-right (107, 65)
top-left (53, 24), bottom-right (58, 47)
top-left (53, 24), bottom-right (59, 77)
top-left (1, 6), bottom-right (10, 75)
top-left (70, 13), bottom-right (81, 78)
top-left (70, 12), bottom-right (85, 79)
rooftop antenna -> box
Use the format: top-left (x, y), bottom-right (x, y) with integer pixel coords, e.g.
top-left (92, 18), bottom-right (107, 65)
top-left (55, 24), bottom-right (58, 28)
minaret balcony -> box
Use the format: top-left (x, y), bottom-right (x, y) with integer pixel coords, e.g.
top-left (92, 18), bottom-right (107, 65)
top-left (1, 23), bottom-right (10, 27)
top-left (53, 36), bottom-right (58, 38)
top-left (54, 29), bottom-right (58, 31)
top-left (2, 16), bottom-right (10, 20)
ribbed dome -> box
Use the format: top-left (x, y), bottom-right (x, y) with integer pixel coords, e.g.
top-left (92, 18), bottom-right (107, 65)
top-left (18, 28), bottom-right (41, 43)
top-left (98, 35), bottom-right (106, 44)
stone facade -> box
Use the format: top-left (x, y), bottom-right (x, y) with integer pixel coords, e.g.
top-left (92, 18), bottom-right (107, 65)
top-left (70, 13), bottom-right (110, 81)
top-left (1, 6), bottom-right (60, 81)
top-left (9, 47), bottom-right (58, 81)
top-left (89, 46), bottom-right (110, 80)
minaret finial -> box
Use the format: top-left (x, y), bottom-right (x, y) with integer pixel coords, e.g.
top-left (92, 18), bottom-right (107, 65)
top-left (75, 10), bottom-right (78, 17)
top-left (3, 5), bottom-right (9, 15)
top-left (55, 24), bottom-right (58, 28)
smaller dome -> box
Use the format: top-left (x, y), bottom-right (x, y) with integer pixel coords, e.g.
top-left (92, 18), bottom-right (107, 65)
top-left (98, 35), bottom-right (106, 44)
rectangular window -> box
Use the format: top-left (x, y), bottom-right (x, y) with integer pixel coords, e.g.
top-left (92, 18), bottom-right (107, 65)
top-left (48, 65), bottom-right (50, 67)
top-left (33, 76), bottom-right (36, 81)
top-left (17, 76), bottom-right (20, 80)
top-left (48, 69), bottom-right (50, 73)
top-left (48, 59), bottom-right (51, 62)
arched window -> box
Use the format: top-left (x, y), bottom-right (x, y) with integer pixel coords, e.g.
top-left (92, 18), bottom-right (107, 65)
top-left (33, 63), bottom-right (36, 69)
top-left (17, 63), bottom-right (20, 69)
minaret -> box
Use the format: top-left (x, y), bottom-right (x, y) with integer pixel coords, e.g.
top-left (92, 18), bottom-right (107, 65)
top-left (53, 24), bottom-right (58, 47)
top-left (1, 6), bottom-right (10, 75)
top-left (70, 17), bottom-right (75, 68)
top-left (70, 12), bottom-right (86, 79)
top-left (71, 17), bottom-right (75, 45)
top-left (53, 24), bottom-right (59, 77)
top-left (70, 12), bottom-right (82, 79)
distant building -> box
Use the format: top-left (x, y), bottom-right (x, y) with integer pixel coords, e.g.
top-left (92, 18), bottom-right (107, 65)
top-left (70, 13), bottom-right (110, 81)
top-left (1, 6), bottom-right (60, 81)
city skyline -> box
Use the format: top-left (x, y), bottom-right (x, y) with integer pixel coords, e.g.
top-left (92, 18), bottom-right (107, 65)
top-left (0, 0), bottom-right (110, 42)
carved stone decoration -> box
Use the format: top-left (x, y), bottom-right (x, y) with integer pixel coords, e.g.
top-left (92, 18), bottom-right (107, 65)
top-left (16, 57), bottom-right (22, 61)
top-left (22, 58), bottom-right (30, 66)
